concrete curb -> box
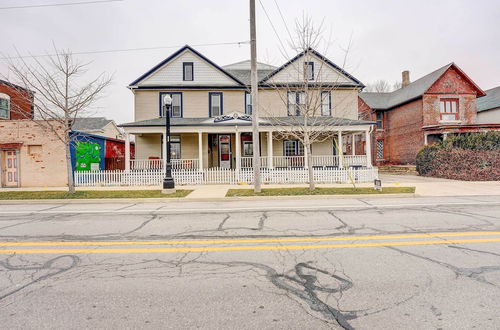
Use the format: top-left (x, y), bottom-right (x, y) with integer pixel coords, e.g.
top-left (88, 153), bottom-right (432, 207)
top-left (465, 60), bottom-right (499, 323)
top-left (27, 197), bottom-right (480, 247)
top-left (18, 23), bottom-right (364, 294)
top-left (0, 193), bottom-right (417, 204)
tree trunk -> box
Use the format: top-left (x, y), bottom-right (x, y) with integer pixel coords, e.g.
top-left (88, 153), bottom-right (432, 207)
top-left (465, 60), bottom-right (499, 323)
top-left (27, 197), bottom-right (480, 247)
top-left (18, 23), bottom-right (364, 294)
top-left (304, 134), bottom-right (315, 190)
top-left (65, 133), bottom-right (75, 194)
top-left (307, 146), bottom-right (315, 190)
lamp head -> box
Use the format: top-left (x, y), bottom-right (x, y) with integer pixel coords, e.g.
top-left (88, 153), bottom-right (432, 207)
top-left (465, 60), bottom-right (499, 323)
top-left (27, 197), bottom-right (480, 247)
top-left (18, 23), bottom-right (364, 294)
top-left (163, 94), bottom-right (173, 106)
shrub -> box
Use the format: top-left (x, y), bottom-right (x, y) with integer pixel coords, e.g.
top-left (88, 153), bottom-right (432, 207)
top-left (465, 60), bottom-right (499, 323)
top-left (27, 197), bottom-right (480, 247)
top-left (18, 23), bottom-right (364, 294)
top-left (416, 132), bottom-right (500, 180)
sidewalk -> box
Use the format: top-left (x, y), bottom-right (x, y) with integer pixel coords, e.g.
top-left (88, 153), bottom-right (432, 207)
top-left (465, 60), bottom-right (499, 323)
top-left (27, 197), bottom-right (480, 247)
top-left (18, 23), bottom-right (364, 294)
top-left (1, 174), bottom-right (499, 199)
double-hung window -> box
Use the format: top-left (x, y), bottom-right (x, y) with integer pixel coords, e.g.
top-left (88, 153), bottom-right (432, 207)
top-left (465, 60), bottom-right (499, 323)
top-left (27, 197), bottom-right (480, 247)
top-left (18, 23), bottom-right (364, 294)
top-left (440, 99), bottom-right (458, 121)
top-left (160, 92), bottom-right (182, 118)
top-left (0, 94), bottom-right (10, 119)
top-left (321, 91), bottom-right (331, 115)
top-left (376, 140), bottom-right (384, 160)
top-left (283, 140), bottom-right (304, 156)
top-left (304, 62), bottom-right (314, 80)
top-left (376, 112), bottom-right (384, 129)
top-left (287, 91), bottom-right (305, 116)
top-left (245, 92), bottom-right (252, 115)
top-left (209, 92), bottom-right (223, 117)
top-left (183, 62), bottom-right (193, 81)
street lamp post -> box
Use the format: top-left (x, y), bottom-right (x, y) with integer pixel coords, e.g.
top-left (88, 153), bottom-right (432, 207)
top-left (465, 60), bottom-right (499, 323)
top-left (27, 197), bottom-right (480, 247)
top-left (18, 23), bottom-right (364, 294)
top-left (162, 95), bottom-right (175, 193)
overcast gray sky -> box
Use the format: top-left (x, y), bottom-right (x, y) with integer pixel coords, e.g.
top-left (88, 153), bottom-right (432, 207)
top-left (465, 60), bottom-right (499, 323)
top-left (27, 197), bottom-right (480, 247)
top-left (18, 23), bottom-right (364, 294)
top-left (1, 0), bottom-right (499, 124)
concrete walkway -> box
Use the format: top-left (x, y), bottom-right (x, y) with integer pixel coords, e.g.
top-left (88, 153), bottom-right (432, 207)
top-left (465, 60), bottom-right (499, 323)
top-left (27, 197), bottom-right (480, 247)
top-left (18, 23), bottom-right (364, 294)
top-left (0, 174), bottom-right (499, 199)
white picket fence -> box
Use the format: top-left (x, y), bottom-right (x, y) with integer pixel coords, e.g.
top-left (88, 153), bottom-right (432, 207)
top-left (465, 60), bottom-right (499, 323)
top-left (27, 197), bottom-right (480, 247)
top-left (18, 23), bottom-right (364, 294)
top-left (74, 167), bottom-right (378, 187)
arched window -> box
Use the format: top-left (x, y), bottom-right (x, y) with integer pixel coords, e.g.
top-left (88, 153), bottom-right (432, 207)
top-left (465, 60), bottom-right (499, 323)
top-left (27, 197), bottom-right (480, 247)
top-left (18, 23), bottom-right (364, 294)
top-left (0, 93), bottom-right (10, 119)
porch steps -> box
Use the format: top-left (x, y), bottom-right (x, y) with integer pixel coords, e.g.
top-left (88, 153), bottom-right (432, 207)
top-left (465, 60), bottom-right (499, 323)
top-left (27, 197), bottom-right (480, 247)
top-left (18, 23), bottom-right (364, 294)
top-left (378, 165), bottom-right (418, 175)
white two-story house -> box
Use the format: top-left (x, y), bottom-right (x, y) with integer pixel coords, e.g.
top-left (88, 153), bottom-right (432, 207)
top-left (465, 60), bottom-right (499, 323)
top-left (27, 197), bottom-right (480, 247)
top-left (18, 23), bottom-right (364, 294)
top-left (120, 45), bottom-right (374, 173)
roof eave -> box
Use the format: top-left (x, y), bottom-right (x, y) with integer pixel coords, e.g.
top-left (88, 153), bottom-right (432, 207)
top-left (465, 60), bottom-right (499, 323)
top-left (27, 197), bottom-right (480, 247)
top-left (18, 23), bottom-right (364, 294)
top-left (129, 45), bottom-right (246, 87)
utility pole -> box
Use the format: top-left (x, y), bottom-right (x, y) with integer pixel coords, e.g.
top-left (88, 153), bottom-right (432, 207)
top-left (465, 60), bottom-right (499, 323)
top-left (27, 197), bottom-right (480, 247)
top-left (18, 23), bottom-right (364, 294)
top-left (250, 0), bottom-right (261, 192)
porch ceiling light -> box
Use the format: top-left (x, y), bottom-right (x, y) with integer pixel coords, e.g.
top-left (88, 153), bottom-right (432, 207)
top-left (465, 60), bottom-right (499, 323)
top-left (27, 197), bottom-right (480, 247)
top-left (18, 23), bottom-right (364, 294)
top-left (163, 94), bottom-right (173, 106)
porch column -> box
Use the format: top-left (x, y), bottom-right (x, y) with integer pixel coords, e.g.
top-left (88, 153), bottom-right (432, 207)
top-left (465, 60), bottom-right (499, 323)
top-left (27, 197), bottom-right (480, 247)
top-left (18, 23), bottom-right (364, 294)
top-left (162, 133), bottom-right (167, 170)
top-left (124, 133), bottom-right (130, 171)
top-left (424, 133), bottom-right (428, 145)
top-left (267, 131), bottom-right (273, 169)
top-left (338, 131), bottom-right (343, 168)
top-left (198, 132), bottom-right (203, 171)
top-left (365, 129), bottom-right (372, 168)
top-left (235, 130), bottom-right (241, 171)
top-left (352, 134), bottom-right (356, 155)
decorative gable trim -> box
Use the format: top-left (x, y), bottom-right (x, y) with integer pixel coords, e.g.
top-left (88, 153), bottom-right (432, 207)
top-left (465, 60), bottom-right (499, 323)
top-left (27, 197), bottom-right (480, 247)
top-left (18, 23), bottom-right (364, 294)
top-left (128, 45), bottom-right (245, 87)
top-left (260, 48), bottom-right (364, 87)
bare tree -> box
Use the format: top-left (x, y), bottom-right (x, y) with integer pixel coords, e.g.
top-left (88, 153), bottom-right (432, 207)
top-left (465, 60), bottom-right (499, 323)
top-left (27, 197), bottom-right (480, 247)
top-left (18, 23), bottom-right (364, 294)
top-left (364, 79), bottom-right (402, 92)
top-left (262, 16), bottom-right (361, 190)
top-left (4, 47), bottom-right (111, 193)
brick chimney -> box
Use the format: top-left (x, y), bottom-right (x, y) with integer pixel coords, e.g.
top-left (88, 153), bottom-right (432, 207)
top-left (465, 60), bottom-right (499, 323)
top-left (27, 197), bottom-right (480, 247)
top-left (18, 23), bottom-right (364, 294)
top-left (402, 70), bottom-right (410, 88)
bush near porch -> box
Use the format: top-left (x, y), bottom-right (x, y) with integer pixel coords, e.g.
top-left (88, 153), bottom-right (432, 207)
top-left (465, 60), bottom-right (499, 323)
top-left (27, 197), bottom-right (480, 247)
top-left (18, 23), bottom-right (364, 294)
top-left (416, 132), bottom-right (500, 181)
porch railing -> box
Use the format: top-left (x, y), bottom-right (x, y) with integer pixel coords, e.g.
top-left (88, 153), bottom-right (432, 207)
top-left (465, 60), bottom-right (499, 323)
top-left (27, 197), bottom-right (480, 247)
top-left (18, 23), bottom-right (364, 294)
top-left (130, 159), bottom-right (200, 170)
top-left (240, 155), bottom-right (368, 168)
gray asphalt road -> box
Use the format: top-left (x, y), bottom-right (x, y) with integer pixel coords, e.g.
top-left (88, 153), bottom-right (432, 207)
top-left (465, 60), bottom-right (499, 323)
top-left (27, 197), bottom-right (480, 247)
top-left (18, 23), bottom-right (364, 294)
top-left (1, 195), bottom-right (500, 329)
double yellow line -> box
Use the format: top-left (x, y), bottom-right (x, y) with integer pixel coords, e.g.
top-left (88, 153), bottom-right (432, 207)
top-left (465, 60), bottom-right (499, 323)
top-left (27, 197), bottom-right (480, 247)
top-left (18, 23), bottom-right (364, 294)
top-left (1, 231), bottom-right (500, 254)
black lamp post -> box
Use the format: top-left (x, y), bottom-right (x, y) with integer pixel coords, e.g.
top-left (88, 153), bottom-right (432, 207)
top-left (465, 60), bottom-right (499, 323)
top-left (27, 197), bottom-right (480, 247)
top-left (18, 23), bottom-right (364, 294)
top-left (163, 95), bottom-right (175, 191)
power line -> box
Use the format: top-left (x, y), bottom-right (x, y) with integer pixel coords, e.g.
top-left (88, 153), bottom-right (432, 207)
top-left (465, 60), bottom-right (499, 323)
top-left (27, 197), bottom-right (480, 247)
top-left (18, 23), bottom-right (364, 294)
top-left (1, 41), bottom-right (250, 60)
top-left (0, 0), bottom-right (123, 10)
top-left (257, 0), bottom-right (289, 58)
top-left (273, 0), bottom-right (294, 43)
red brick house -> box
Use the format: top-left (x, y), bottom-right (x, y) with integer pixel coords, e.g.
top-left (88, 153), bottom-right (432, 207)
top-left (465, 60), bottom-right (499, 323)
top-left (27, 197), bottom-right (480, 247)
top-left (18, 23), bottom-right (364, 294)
top-left (359, 63), bottom-right (500, 165)
top-left (0, 80), bottom-right (33, 120)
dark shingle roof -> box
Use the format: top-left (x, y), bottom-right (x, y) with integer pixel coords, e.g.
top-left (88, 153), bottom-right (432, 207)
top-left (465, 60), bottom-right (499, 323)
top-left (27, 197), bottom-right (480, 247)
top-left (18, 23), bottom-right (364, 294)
top-left (72, 117), bottom-right (114, 131)
top-left (223, 60), bottom-right (277, 86)
top-left (224, 69), bottom-right (276, 86)
top-left (119, 116), bottom-right (373, 128)
top-left (477, 86), bottom-right (500, 112)
top-left (360, 63), bottom-right (453, 110)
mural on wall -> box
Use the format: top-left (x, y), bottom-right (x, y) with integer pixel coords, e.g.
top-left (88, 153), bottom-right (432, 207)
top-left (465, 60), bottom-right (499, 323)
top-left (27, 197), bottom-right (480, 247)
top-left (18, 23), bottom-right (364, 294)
top-left (74, 141), bottom-right (102, 171)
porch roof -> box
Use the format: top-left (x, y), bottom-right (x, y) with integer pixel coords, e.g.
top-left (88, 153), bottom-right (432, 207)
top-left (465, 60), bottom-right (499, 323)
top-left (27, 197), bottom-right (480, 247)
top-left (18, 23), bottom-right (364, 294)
top-left (119, 116), bottom-right (374, 128)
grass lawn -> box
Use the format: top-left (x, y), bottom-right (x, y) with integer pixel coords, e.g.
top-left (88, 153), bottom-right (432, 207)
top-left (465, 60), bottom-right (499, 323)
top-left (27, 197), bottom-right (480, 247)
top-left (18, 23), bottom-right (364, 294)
top-left (0, 190), bottom-right (192, 200)
top-left (226, 186), bottom-right (415, 197)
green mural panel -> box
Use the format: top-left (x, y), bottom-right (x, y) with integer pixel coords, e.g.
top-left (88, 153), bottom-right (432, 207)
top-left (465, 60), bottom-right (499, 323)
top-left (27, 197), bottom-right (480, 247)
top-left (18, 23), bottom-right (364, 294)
top-left (75, 141), bottom-right (101, 171)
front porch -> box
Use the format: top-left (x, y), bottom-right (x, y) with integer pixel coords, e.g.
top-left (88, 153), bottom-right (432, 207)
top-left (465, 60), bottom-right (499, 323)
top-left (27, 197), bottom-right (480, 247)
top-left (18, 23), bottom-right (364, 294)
top-left (124, 130), bottom-right (373, 171)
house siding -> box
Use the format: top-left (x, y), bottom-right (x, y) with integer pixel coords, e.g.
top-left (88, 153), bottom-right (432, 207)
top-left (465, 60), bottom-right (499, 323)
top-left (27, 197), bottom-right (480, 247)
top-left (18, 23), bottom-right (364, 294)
top-left (138, 50), bottom-right (240, 87)
top-left (135, 134), bottom-right (161, 159)
top-left (267, 53), bottom-right (353, 85)
top-left (134, 88), bottom-right (359, 121)
top-left (477, 108), bottom-right (500, 124)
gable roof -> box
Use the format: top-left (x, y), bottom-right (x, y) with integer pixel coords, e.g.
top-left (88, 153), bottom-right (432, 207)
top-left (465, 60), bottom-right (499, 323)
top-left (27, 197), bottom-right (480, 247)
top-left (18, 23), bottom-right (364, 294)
top-left (72, 117), bottom-right (114, 131)
top-left (223, 60), bottom-right (277, 86)
top-left (360, 63), bottom-right (485, 110)
top-left (128, 45), bottom-right (245, 87)
top-left (259, 48), bottom-right (364, 87)
top-left (223, 60), bottom-right (277, 71)
top-left (477, 86), bottom-right (500, 112)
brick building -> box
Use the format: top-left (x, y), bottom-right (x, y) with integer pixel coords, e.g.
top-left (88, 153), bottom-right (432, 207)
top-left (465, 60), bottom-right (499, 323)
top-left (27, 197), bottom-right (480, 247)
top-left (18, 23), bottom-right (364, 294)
top-left (0, 80), bottom-right (33, 120)
top-left (359, 63), bottom-right (500, 165)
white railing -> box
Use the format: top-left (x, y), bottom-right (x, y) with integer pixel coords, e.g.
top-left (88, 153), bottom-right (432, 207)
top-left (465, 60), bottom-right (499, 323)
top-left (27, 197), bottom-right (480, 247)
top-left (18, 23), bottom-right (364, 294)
top-left (130, 159), bottom-right (200, 170)
top-left (241, 155), bottom-right (367, 168)
top-left (240, 156), bottom-right (268, 168)
top-left (74, 167), bottom-right (378, 187)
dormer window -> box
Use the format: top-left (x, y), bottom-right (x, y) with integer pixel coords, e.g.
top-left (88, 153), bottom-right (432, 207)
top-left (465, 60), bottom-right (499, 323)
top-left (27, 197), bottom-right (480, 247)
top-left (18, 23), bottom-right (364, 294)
top-left (305, 62), bottom-right (314, 80)
top-left (0, 93), bottom-right (10, 119)
top-left (440, 98), bottom-right (458, 121)
top-left (183, 62), bottom-right (193, 81)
